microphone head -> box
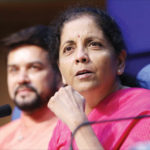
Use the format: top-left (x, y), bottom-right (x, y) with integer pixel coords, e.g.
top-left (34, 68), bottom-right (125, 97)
top-left (0, 104), bottom-right (12, 118)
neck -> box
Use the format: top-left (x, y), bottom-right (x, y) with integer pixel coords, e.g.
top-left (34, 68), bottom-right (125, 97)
top-left (21, 105), bottom-right (56, 127)
top-left (82, 81), bottom-right (124, 115)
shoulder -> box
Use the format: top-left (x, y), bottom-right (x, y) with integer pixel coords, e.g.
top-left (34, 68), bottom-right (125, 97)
top-left (116, 88), bottom-right (150, 115)
top-left (114, 87), bottom-right (150, 101)
top-left (0, 119), bottom-right (20, 141)
top-left (121, 87), bottom-right (150, 102)
top-left (101, 87), bottom-right (150, 108)
top-left (0, 119), bottom-right (20, 134)
top-left (125, 87), bottom-right (150, 94)
top-left (96, 87), bottom-right (150, 117)
top-left (117, 87), bottom-right (150, 95)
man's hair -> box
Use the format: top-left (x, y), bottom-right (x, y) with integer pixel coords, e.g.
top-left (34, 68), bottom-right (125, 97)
top-left (2, 25), bottom-right (58, 72)
top-left (3, 25), bottom-right (51, 50)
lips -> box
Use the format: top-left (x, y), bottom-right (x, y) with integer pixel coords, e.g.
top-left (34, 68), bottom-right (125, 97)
top-left (17, 88), bottom-right (32, 92)
top-left (76, 69), bottom-right (93, 76)
top-left (15, 87), bottom-right (33, 96)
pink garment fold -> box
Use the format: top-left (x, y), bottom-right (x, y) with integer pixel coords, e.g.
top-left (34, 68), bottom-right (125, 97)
top-left (48, 88), bottom-right (150, 150)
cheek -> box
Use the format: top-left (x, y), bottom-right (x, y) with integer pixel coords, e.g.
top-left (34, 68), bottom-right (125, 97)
top-left (60, 67), bottom-right (69, 80)
top-left (30, 73), bottom-right (49, 90)
top-left (59, 64), bottom-right (72, 85)
top-left (93, 53), bottom-right (117, 73)
top-left (59, 59), bottom-right (70, 76)
top-left (7, 75), bottom-right (14, 89)
top-left (7, 77), bottom-right (15, 98)
top-left (104, 56), bottom-right (118, 76)
top-left (40, 74), bottom-right (53, 87)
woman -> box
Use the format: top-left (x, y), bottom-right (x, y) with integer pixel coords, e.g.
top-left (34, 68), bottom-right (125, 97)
top-left (48, 7), bottom-right (150, 150)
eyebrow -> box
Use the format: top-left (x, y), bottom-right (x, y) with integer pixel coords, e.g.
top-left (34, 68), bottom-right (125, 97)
top-left (61, 40), bottom-right (75, 48)
top-left (61, 36), bottom-right (106, 47)
top-left (86, 36), bottom-right (105, 42)
top-left (7, 61), bottom-right (44, 67)
top-left (7, 65), bottom-right (17, 69)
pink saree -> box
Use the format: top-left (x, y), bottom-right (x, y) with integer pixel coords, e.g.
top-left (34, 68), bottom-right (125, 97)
top-left (49, 88), bottom-right (150, 150)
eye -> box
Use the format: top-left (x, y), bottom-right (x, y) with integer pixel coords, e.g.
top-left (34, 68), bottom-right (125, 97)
top-left (29, 64), bottom-right (42, 71)
top-left (63, 45), bottom-right (75, 54)
top-left (88, 41), bottom-right (103, 50)
top-left (89, 41), bottom-right (103, 49)
top-left (7, 66), bottom-right (18, 74)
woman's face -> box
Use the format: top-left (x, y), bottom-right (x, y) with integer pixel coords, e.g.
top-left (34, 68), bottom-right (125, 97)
top-left (58, 15), bottom-right (125, 94)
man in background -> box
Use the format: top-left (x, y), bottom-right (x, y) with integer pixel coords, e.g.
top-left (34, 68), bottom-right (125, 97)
top-left (0, 25), bottom-right (59, 149)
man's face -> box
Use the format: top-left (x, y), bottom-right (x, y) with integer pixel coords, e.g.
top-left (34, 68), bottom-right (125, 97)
top-left (7, 45), bottom-right (56, 111)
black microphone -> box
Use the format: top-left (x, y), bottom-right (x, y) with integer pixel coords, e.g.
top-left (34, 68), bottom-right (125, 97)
top-left (0, 104), bottom-right (12, 118)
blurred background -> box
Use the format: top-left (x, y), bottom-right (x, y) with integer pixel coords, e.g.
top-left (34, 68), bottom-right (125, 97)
top-left (0, 0), bottom-right (150, 125)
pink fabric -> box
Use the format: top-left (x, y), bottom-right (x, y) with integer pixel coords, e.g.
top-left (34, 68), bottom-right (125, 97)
top-left (0, 115), bottom-right (57, 150)
top-left (48, 88), bottom-right (150, 150)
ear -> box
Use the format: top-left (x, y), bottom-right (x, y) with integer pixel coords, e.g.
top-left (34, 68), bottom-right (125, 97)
top-left (117, 50), bottom-right (126, 75)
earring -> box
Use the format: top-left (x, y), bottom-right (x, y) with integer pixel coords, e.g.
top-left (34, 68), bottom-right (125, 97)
top-left (117, 69), bottom-right (122, 75)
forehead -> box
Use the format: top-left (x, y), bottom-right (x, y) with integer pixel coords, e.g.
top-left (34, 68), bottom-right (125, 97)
top-left (7, 45), bottom-right (49, 65)
top-left (61, 15), bottom-right (104, 40)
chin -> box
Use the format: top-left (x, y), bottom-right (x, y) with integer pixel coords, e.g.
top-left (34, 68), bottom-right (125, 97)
top-left (75, 83), bottom-right (98, 93)
top-left (13, 96), bottom-right (43, 111)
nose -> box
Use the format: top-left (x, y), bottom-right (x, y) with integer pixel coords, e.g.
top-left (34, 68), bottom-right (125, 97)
top-left (75, 48), bottom-right (89, 64)
top-left (18, 70), bottom-right (30, 84)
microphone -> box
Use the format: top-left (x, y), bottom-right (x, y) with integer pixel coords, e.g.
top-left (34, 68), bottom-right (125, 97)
top-left (0, 104), bottom-right (12, 118)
